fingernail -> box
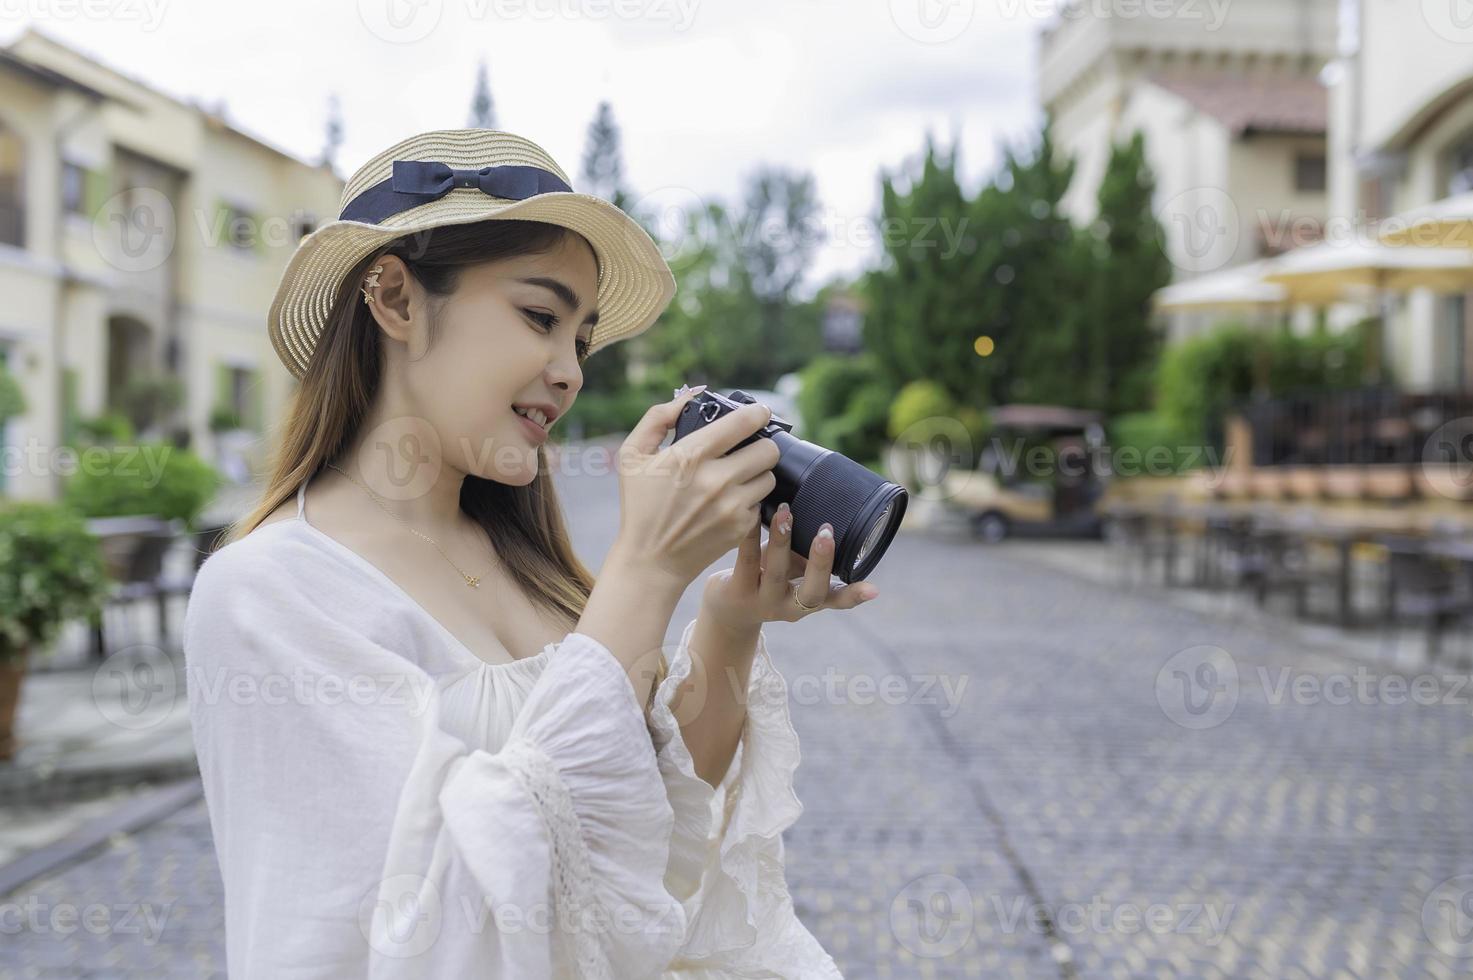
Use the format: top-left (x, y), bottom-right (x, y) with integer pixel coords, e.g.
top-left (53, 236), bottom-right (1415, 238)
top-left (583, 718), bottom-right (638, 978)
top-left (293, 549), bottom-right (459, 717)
top-left (859, 589), bottom-right (878, 603)
top-left (816, 524), bottom-right (833, 550)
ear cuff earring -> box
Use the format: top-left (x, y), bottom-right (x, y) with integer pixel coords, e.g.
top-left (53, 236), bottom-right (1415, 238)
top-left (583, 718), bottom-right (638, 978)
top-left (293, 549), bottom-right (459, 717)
top-left (361, 265), bottom-right (383, 305)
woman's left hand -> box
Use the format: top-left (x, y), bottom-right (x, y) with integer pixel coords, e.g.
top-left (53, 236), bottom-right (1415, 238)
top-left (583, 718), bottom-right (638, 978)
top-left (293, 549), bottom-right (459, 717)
top-left (700, 502), bottom-right (880, 633)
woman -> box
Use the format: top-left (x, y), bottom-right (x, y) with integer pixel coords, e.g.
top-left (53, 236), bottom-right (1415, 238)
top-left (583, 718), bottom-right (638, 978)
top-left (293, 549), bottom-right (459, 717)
top-left (183, 128), bottom-right (877, 978)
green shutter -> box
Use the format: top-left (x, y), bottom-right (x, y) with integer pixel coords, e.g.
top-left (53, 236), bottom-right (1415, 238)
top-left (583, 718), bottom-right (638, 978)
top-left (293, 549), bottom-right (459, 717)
top-left (246, 368), bottom-right (263, 431)
top-left (83, 168), bottom-right (110, 216)
top-left (61, 368), bottom-right (78, 445)
top-left (214, 362), bottom-right (231, 416)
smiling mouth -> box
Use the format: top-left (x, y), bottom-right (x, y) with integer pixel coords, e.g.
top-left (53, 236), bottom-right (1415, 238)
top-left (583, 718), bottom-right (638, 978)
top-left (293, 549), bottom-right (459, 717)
top-left (511, 406), bottom-right (549, 432)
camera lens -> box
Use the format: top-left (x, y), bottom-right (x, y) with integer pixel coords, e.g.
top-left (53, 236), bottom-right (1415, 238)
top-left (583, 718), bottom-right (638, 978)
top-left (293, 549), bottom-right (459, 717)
top-left (672, 388), bottom-right (908, 583)
top-left (767, 431), bottom-right (907, 584)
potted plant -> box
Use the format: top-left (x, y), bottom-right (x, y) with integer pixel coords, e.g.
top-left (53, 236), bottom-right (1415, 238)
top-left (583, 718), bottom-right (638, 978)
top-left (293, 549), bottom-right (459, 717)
top-left (0, 502), bottom-right (112, 761)
top-left (208, 404), bottom-right (242, 434)
top-left (63, 441), bottom-right (223, 529)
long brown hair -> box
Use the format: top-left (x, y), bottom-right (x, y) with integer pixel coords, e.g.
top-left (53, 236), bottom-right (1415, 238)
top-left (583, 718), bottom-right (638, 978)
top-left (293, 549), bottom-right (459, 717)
top-left (224, 219), bottom-right (665, 694)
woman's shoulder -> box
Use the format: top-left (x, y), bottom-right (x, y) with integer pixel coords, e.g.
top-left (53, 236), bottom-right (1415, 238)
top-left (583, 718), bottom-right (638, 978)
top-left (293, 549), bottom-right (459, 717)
top-left (189, 513), bottom-right (334, 619)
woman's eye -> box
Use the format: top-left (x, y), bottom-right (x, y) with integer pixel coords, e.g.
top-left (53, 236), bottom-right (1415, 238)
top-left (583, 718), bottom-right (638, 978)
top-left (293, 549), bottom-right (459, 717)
top-left (524, 309), bottom-right (559, 330)
top-left (575, 339), bottom-right (591, 363)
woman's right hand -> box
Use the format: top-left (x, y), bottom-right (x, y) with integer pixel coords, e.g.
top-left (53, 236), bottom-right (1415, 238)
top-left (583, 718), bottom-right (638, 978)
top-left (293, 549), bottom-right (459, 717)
top-left (610, 387), bottom-right (782, 591)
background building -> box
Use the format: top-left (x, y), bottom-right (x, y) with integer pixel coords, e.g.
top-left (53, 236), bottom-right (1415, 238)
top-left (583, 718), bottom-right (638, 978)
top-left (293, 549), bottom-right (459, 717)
top-left (0, 28), bottom-right (341, 500)
top-left (1040, 0), bottom-right (1338, 341)
top-left (1327, 0), bottom-right (1473, 389)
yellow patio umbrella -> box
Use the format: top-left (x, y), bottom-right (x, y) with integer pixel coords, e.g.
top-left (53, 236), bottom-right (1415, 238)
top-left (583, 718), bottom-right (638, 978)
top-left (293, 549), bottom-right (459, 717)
top-left (1262, 239), bottom-right (1473, 299)
top-left (1378, 192), bottom-right (1473, 249)
top-left (1262, 239), bottom-right (1473, 378)
top-left (1152, 260), bottom-right (1288, 313)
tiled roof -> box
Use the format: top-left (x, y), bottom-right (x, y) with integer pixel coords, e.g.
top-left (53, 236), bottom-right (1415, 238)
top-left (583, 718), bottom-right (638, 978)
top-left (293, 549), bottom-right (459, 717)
top-left (1146, 72), bottom-right (1327, 136)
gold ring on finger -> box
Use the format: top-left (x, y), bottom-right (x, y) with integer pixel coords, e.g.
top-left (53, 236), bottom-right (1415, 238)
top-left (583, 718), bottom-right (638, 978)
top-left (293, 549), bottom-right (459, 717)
top-left (792, 586), bottom-right (823, 612)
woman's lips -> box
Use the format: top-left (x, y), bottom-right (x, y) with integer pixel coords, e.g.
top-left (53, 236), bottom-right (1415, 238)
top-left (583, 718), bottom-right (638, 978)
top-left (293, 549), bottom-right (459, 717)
top-left (512, 407), bottom-right (548, 442)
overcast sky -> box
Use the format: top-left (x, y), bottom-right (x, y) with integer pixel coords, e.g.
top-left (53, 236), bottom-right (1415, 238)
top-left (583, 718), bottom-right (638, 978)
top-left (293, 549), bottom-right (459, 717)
top-left (0, 0), bottom-right (1053, 296)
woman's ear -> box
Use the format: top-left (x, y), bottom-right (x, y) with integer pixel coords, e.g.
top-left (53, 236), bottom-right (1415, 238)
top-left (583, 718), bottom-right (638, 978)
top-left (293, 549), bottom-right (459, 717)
top-left (364, 255), bottom-right (419, 347)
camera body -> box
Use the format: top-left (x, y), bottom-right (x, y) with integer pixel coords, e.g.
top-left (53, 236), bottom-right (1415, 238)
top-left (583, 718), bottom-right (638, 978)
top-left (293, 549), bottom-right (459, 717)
top-left (672, 388), bottom-right (793, 449)
top-left (668, 388), bottom-right (908, 585)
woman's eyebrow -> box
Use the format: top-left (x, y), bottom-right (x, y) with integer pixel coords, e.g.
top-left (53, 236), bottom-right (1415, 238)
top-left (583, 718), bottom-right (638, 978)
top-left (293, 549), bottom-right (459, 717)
top-left (516, 276), bottom-right (600, 328)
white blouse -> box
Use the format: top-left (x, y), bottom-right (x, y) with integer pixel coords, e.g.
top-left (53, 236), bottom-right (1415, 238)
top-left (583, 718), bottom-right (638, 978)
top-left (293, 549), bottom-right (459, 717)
top-left (182, 481), bottom-right (843, 979)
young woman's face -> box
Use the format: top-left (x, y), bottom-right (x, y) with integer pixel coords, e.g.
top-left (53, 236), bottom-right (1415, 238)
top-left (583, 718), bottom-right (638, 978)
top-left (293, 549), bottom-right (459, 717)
top-left (403, 233), bottom-right (598, 486)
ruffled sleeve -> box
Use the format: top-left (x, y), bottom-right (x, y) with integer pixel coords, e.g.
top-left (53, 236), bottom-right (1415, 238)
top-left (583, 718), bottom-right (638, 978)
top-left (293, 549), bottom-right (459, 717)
top-left (646, 618), bottom-right (844, 978)
top-left (183, 538), bottom-right (687, 979)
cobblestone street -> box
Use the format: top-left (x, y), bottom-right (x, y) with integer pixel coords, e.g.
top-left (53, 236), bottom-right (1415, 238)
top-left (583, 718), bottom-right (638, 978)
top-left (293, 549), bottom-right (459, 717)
top-left (2, 460), bottom-right (1472, 978)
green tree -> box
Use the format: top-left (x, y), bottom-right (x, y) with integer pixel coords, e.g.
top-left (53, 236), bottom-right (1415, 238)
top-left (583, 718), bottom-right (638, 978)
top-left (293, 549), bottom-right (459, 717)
top-left (863, 131), bottom-right (981, 400)
top-left (737, 165), bottom-right (824, 381)
top-left (578, 101), bottom-right (636, 392)
top-left (1087, 131), bottom-right (1172, 415)
top-left (467, 59), bottom-right (497, 129)
top-left (977, 120), bottom-right (1089, 407)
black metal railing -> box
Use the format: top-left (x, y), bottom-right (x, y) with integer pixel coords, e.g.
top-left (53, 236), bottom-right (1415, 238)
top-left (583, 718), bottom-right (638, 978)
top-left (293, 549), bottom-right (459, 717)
top-left (1236, 387), bottom-right (1473, 467)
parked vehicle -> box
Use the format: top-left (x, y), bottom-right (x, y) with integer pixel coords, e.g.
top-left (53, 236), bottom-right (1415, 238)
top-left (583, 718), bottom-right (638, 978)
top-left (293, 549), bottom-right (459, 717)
top-left (943, 404), bottom-right (1108, 542)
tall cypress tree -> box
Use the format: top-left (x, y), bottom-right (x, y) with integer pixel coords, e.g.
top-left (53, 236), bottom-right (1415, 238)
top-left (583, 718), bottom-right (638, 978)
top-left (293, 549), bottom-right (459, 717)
top-left (468, 60), bottom-right (496, 129)
top-left (981, 120), bottom-right (1087, 407)
top-left (580, 101), bottom-right (630, 210)
top-left (1089, 131), bottom-right (1171, 415)
top-left (863, 132), bottom-right (980, 400)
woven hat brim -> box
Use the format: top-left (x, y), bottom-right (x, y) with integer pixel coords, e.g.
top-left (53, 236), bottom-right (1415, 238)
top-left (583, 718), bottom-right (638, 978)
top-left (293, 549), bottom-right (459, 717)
top-left (267, 191), bottom-right (676, 380)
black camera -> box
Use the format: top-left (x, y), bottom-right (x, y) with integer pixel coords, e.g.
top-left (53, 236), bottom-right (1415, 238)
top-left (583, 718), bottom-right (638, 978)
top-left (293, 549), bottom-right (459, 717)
top-left (671, 389), bottom-right (907, 584)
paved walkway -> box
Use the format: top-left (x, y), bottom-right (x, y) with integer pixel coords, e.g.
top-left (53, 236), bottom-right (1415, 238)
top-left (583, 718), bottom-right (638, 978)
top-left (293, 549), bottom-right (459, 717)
top-left (2, 466), bottom-right (1471, 977)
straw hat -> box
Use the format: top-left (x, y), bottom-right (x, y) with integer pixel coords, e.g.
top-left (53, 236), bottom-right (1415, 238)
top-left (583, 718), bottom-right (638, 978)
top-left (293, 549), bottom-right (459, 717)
top-left (267, 128), bottom-right (677, 379)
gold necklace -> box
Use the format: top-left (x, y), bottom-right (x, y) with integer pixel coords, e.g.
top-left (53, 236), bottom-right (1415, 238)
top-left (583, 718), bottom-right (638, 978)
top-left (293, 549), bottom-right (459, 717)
top-left (326, 462), bottom-right (495, 589)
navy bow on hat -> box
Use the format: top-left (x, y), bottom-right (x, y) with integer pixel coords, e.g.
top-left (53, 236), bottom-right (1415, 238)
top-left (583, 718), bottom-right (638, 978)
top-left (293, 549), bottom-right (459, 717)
top-left (338, 159), bottom-right (574, 224)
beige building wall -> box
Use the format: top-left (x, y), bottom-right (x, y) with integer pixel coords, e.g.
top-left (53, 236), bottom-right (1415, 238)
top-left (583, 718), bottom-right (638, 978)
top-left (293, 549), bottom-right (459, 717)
top-left (0, 28), bottom-right (342, 502)
top-left (1324, 1), bottom-right (1473, 390)
top-left (1041, 0), bottom-right (1337, 342)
